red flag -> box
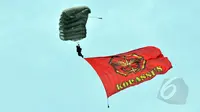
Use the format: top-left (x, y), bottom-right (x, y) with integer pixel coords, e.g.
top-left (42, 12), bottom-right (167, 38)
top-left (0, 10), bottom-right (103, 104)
top-left (84, 46), bottom-right (172, 97)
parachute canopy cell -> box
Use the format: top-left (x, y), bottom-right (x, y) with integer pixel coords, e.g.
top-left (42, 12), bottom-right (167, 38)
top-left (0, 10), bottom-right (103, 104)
top-left (59, 6), bottom-right (91, 41)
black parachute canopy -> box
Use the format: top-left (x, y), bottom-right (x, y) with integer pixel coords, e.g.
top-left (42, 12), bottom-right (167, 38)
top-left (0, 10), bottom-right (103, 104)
top-left (59, 6), bottom-right (91, 41)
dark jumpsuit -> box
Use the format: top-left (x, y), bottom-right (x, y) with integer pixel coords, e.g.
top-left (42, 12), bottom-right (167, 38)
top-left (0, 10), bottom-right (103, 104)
top-left (76, 45), bottom-right (84, 58)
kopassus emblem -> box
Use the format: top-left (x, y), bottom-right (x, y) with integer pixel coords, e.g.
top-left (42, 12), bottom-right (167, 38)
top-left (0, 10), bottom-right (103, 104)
top-left (109, 53), bottom-right (146, 77)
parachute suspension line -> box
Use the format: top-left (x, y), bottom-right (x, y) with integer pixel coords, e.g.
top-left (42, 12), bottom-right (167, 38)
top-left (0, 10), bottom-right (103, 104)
top-left (89, 16), bottom-right (102, 19)
top-left (75, 41), bottom-right (80, 45)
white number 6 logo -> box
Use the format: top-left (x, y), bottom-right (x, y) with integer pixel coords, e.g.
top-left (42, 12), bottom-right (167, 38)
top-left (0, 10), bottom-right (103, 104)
top-left (159, 77), bottom-right (178, 100)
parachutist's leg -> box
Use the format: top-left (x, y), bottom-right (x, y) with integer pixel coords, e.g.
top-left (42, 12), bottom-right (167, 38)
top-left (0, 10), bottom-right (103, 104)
top-left (78, 52), bottom-right (84, 58)
top-left (80, 54), bottom-right (84, 58)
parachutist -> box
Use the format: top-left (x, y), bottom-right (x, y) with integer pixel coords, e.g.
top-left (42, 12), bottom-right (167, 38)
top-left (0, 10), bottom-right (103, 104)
top-left (76, 44), bottom-right (84, 58)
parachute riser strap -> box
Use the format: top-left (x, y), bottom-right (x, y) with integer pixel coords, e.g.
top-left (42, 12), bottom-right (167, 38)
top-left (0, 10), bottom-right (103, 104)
top-left (75, 41), bottom-right (79, 45)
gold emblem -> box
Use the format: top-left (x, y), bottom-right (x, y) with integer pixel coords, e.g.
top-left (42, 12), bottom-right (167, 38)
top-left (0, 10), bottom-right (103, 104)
top-left (109, 54), bottom-right (146, 77)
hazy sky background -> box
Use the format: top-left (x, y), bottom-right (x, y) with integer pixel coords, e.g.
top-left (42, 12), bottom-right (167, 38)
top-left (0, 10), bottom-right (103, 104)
top-left (0, 0), bottom-right (199, 112)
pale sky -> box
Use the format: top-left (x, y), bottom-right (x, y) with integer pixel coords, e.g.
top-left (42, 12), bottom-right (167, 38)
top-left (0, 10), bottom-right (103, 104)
top-left (0, 0), bottom-right (199, 112)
